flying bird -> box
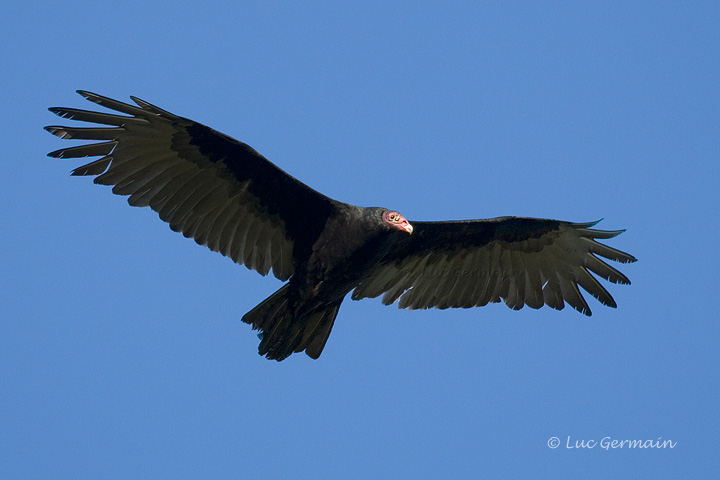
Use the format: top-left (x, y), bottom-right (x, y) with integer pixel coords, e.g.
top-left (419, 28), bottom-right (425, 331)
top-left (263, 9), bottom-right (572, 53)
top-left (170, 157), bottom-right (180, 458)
top-left (46, 91), bottom-right (636, 361)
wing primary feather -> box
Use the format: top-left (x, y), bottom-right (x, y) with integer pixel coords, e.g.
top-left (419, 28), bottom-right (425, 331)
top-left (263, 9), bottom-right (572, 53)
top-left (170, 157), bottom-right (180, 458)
top-left (130, 96), bottom-right (182, 118)
top-left (71, 156), bottom-right (112, 176)
top-left (575, 268), bottom-right (616, 308)
top-left (44, 126), bottom-right (123, 140)
top-left (577, 227), bottom-right (626, 240)
top-left (582, 237), bottom-right (637, 264)
top-left (557, 271), bottom-right (592, 316)
top-left (584, 254), bottom-right (631, 285)
top-left (48, 141), bottom-right (117, 159)
top-left (571, 219), bottom-right (603, 229)
top-left (47, 107), bottom-right (146, 126)
top-left (77, 90), bottom-right (152, 117)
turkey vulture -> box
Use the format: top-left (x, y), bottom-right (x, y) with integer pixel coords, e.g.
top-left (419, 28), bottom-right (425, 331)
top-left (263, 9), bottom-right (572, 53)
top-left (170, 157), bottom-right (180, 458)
top-left (46, 91), bottom-right (636, 361)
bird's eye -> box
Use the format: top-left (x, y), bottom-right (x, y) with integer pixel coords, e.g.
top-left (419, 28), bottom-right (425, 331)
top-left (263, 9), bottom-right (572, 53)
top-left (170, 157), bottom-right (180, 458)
top-left (390, 214), bottom-right (398, 221)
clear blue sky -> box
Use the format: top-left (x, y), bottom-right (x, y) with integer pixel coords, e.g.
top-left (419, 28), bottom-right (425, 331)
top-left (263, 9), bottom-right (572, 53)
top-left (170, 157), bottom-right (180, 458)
top-left (2, 2), bottom-right (718, 478)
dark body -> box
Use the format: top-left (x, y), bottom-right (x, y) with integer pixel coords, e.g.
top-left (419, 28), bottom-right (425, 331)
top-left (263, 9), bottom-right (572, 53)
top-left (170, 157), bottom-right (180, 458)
top-left (46, 92), bottom-right (636, 361)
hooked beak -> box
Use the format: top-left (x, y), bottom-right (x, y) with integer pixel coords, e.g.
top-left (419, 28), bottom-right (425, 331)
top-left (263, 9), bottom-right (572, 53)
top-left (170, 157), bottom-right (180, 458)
top-left (401, 220), bottom-right (413, 234)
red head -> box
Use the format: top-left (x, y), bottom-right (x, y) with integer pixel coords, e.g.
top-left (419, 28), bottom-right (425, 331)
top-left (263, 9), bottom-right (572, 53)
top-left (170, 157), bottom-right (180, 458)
top-left (382, 210), bottom-right (413, 234)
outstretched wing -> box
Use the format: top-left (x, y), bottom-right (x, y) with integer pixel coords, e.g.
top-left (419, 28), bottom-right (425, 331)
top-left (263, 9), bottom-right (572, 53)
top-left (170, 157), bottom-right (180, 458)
top-left (352, 217), bottom-right (636, 315)
top-left (46, 91), bottom-right (339, 280)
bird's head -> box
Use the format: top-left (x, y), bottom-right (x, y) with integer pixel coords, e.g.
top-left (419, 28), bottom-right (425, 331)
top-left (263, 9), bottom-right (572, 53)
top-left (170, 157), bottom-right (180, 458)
top-left (382, 210), bottom-right (413, 234)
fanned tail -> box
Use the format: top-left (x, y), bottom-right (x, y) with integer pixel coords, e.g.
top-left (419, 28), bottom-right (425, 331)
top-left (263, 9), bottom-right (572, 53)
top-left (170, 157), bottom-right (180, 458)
top-left (242, 285), bottom-right (342, 361)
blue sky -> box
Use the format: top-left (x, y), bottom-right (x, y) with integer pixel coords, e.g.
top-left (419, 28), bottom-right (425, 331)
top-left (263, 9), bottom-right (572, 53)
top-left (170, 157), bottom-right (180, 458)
top-left (1, 1), bottom-right (718, 478)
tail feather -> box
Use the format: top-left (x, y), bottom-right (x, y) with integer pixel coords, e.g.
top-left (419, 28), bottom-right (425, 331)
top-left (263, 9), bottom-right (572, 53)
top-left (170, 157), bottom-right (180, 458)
top-left (242, 285), bottom-right (341, 361)
top-left (302, 304), bottom-right (341, 359)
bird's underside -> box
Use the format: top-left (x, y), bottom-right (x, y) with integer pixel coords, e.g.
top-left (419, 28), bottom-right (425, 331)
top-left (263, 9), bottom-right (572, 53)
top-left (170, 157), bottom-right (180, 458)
top-left (46, 91), bottom-right (637, 361)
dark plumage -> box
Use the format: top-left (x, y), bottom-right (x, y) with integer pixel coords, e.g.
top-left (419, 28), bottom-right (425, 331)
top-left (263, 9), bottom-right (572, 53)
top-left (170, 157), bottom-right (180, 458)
top-left (46, 91), bottom-right (637, 361)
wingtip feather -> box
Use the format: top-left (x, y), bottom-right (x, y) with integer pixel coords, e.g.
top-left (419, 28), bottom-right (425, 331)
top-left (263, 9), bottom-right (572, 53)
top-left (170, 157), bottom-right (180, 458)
top-left (47, 147), bottom-right (65, 158)
top-left (573, 218), bottom-right (603, 229)
top-left (48, 107), bottom-right (71, 119)
top-left (44, 126), bottom-right (67, 139)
